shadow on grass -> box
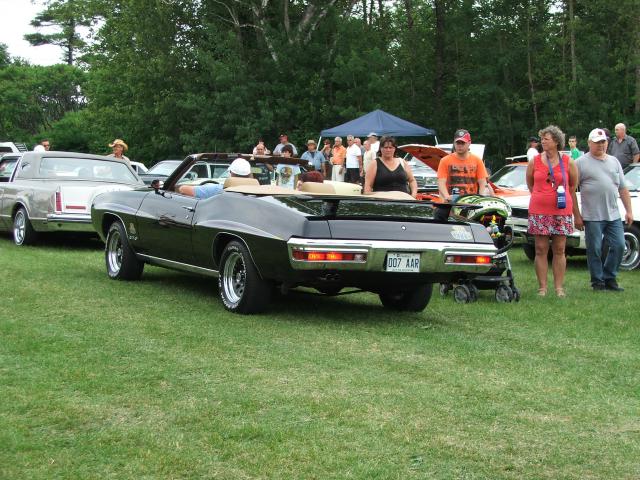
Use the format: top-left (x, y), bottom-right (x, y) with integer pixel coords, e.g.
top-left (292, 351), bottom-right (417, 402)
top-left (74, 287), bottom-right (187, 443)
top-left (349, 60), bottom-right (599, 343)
top-left (0, 232), bottom-right (104, 250)
top-left (136, 266), bottom-right (436, 326)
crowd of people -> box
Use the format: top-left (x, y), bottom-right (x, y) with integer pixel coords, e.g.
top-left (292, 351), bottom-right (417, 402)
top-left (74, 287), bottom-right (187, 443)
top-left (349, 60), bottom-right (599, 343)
top-left (31, 124), bottom-right (636, 296)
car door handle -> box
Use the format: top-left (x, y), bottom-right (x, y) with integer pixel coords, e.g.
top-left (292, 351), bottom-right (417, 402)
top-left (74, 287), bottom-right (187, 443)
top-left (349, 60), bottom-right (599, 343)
top-left (181, 206), bottom-right (195, 212)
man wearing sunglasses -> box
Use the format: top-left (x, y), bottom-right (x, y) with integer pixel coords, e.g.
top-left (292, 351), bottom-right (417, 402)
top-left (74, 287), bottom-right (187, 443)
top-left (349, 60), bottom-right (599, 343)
top-left (572, 128), bottom-right (633, 292)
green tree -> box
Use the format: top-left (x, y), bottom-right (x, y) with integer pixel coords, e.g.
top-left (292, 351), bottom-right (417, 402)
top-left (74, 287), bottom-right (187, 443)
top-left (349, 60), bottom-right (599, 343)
top-left (25, 0), bottom-right (99, 65)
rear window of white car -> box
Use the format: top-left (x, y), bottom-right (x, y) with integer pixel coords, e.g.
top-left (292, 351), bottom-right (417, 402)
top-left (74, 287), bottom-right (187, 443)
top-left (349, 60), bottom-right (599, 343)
top-left (39, 157), bottom-right (138, 183)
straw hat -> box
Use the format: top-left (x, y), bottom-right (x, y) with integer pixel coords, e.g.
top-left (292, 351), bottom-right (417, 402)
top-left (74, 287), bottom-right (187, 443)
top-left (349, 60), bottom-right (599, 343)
top-left (109, 139), bottom-right (128, 151)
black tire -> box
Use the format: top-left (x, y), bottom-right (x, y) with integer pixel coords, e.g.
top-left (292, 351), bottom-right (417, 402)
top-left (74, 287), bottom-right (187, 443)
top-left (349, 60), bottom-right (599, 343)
top-left (13, 207), bottom-right (38, 246)
top-left (439, 283), bottom-right (451, 297)
top-left (495, 285), bottom-right (514, 303)
top-left (218, 241), bottom-right (271, 314)
top-left (379, 283), bottom-right (433, 312)
top-left (621, 225), bottom-right (640, 271)
top-left (317, 286), bottom-right (343, 296)
top-left (523, 243), bottom-right (553, 262)
top-left (105, 221), bottom-right (144, 280)
top-left (522, 243), bottom-right (535, 261)
top-left (453, 285), bottom-right (471, 304)
top-left (468, 284), bottom-right (479, 302)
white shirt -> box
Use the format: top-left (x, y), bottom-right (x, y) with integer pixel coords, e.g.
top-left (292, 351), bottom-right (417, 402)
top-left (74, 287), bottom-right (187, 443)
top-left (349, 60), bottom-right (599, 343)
top-left (370, 140), bottom-right (380, 154)
top-left (527, 147), bottom-right (539, 162)
top-left (346, 144), bottom-right (362, 168)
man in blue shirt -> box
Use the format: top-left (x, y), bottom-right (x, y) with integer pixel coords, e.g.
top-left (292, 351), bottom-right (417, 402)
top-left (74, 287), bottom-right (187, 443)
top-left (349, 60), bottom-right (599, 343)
top-left (177, 157), bottom-right (252, 199)
top-left (300, 139), bottom-right (325, 171)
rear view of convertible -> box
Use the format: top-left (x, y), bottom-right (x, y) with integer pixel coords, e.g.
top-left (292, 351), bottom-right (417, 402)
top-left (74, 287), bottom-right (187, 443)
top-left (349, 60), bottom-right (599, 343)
top-left (91, 153), bottom-right (498, 314)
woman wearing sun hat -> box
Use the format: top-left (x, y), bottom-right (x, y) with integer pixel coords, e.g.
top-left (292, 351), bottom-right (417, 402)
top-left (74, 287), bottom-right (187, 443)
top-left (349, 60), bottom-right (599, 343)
top-left (108, 139), bottom-right (131, 165)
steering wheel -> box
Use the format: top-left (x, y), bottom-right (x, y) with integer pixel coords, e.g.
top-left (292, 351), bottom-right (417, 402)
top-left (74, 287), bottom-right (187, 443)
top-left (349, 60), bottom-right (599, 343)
top-left (199, 179), bottom-right (220, 185)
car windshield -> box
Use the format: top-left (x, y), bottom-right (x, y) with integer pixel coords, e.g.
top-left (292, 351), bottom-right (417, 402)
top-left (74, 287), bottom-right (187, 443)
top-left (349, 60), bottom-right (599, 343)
top-left (176, 161), bottom-right (272, 185)
top-left (147, 161), bottom-right (181, 175)
top-left (490, 165), bottom-right (527, 189)
top-left (624, 165), bottom-right (640, 191)
top-left (38, 157), bottom-right (138, 183)
top-left (274, 197), bottom-right (436, 219)
top-left (0, 157), bottom-right (18, 179)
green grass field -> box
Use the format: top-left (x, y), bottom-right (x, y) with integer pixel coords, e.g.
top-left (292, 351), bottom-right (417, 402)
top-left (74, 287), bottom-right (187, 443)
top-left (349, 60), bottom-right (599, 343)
top-left (1, 234), bottom-right (638, 479)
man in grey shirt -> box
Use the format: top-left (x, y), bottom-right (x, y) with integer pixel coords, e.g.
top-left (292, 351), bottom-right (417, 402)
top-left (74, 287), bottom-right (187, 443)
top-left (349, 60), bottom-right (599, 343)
top-left (572, 128), bottom-right (633, 291)
top-left (607, 123), bottom-right (639, 168)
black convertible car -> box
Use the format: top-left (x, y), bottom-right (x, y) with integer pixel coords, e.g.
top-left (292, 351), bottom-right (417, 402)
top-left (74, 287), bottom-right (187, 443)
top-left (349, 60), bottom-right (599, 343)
top-left (91, 153), bottom-right (498, 314)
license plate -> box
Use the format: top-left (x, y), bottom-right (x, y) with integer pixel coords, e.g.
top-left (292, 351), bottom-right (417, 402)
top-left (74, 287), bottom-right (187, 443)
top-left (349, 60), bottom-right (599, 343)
top-left (385, 252), bottom-right (421, 272)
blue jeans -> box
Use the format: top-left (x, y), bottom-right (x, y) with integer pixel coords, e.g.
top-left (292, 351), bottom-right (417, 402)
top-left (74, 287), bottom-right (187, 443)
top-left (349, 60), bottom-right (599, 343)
top-left (584, 220), bottom-right (625, 285)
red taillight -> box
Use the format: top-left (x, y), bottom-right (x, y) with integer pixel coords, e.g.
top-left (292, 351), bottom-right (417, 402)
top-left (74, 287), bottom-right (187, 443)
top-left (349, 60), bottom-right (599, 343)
top-left (292, 250), bottom-right (366, 262)
top-left (445, 255), bottom-right (493, 265)
top-left (55, 190), bottom-right (62, 213)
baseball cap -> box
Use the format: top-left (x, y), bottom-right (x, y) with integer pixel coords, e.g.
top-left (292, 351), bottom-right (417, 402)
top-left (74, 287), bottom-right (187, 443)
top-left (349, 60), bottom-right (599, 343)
top-left (528, 136), bottom-right (540, 142)
top-left (367, 132), bottom-right (378, 138)
top-left (229, 157), bottom-right (251, 176)
top-left (307, 139), bottom-right (316, 145)
top-left (454, 129), bottom-right (471, 143)
top-left (588, 128), bottom-right (607, 142)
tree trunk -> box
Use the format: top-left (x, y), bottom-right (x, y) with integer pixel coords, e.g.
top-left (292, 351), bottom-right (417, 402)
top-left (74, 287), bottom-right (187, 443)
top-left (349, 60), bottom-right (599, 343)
top-left (525, 8), bottom-right (539, 127)
top-left (403, 0), bottom-right (414, 30)
top-left (433, 0), bottom-right (445, 122)
top-left (568, 0), bottom-right (576, 83)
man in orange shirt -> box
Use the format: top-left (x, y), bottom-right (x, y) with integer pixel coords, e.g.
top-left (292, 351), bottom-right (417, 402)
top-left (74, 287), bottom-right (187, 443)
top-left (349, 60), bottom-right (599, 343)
top-left (331, 136), bottom-right (347, 181)
top-left (437, 129), bottom-right (489, 201)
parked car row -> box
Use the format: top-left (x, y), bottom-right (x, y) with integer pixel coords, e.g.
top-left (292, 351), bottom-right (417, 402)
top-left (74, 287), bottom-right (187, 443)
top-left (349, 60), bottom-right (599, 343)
top-left (1, 151), bottom-right (500, 314)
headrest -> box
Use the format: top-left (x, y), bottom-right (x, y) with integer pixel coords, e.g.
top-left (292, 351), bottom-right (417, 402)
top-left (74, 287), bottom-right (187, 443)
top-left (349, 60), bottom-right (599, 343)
top-left (223, 177), bottom-right (259, 189)
top-left (300, 182), bottom-right (336, 194)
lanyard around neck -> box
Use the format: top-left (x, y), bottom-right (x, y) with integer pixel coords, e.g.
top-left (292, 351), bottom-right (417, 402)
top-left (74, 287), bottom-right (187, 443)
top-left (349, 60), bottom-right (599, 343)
top-left (545, 153), bottom-right (567, 189)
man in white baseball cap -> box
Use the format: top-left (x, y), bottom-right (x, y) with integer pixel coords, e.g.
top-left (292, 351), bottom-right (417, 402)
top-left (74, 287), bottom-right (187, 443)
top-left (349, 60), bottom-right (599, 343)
top-left (572, 128), bottom-right (633, 291)
top-left (178, 157), bottom-right (252, 198)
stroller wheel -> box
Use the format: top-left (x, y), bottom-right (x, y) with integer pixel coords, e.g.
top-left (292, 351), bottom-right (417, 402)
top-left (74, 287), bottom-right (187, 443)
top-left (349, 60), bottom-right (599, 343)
top-left (453, 285), bottom-right (471, 304)
top-left (512, 287), bottom-right (521, 302)
top-left (468, 284), bottom-right (479, 302)
top-left (439, 283), bottom-right (451, 297)
top-left (495, 285), bottom-right (514, 303)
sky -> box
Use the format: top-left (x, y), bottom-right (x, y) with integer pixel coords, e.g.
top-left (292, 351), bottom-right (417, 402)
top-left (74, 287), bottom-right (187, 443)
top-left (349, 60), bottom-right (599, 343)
top-left (0, 0), bottom-right (64, 65)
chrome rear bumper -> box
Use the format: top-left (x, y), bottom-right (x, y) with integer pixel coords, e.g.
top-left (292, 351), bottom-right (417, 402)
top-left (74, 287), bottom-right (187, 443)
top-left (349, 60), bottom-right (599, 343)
top-left (287, 238), bottom-right (497, 274)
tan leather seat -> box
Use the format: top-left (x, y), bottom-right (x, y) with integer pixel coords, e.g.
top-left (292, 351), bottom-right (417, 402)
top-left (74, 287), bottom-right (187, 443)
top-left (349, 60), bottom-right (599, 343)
top-left (223, 177), bottom-right (260, 189)
top-left (300, 182), bottom-right (336, 194)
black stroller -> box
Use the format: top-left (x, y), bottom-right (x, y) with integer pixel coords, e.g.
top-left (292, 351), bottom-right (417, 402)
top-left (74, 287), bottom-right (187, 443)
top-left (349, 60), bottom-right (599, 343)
top-left (439, 195), bottom-right (520, 303)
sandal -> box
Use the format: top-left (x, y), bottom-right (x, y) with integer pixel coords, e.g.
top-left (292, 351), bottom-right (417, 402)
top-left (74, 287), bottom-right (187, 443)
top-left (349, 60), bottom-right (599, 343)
top-left (537, 287), bottom-right (547, 297)
top-left (555, 288), bottom-right (566, 298)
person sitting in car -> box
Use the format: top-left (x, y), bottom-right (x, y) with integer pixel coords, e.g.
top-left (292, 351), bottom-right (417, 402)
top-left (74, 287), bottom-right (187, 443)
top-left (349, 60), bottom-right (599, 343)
top-left (296, 170), bottom-right (324, 190)
top-left (177, 158), bottom-right (252, 199)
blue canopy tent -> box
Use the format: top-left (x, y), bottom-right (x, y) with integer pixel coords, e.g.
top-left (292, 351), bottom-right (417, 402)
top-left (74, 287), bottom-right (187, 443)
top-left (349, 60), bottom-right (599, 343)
top-left (320, 109), bottom-right (436, 139)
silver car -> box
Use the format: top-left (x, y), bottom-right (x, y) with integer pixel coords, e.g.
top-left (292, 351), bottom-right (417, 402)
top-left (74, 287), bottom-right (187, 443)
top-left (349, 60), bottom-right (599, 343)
top-left (0, 151), bottom-right (144, 245)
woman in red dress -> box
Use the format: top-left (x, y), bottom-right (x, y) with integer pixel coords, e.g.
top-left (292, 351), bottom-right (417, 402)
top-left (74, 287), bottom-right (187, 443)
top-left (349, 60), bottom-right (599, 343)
top-left (526, 125), bottom-right (579, 297)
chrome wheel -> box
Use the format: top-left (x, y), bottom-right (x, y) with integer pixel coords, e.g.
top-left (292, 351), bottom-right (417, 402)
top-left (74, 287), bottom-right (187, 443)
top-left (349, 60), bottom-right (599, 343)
top-left (13, 210), bottom-right (26, 245)
top-left (621, 227), bottom-right (640, 270)
top-left (105, 221), bottom-right (143, 280)
top-left (222, 251), bottom-right (246, 304)
top-left (106, 227), bottom-right (123, 275)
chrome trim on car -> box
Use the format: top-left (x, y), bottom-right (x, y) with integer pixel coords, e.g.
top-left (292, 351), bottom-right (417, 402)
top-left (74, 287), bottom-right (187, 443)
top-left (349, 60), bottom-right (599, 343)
top-left (46, 213), bottom-right (92, 223)
top-left (287, 238), bottom-right (496, 273)
top-left (137, 254), bottom-right (219, 277)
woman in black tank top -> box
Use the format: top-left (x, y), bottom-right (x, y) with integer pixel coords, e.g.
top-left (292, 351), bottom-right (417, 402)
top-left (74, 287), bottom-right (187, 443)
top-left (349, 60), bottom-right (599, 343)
top-left (363, 136), bottom-right (418, 197)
